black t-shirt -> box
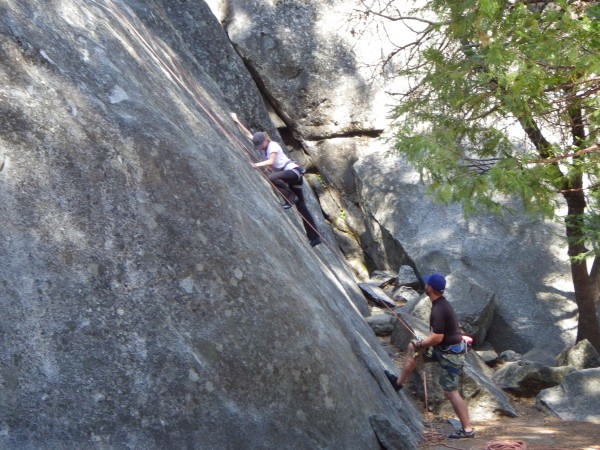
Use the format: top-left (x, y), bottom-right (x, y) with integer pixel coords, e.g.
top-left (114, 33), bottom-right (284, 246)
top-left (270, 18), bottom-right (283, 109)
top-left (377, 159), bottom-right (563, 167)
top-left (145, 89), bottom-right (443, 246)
top-left (430, 296), bottom-right (462, 346)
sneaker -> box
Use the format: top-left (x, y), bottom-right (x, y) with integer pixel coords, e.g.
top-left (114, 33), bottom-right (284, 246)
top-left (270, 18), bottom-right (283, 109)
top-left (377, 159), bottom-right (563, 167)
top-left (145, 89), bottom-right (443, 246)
top-left (309, 237), bottom-right (322, 247)
top-left (384, 370), bottom-right (403, 391)
top-left (448, 428), bottom-right (475, 439)
top-left (282, 194), bottom-right (297, 209)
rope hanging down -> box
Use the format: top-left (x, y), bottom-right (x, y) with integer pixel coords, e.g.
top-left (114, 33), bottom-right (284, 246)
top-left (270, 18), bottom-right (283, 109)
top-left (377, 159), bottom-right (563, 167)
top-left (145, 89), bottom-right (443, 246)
top-left (98, 11), bottom-right (538, 450)
top-left (103, 1), bottom-right (436, 430)
top-left (102, 0), bottom-right (420, 341)
top-left (101, 0), bottom-right (336, 251)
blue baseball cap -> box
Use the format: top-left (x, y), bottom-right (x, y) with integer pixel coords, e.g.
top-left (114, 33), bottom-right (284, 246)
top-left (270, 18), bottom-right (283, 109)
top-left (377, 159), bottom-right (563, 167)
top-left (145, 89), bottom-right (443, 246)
top-left (423, 273), bottom-right (446, 292)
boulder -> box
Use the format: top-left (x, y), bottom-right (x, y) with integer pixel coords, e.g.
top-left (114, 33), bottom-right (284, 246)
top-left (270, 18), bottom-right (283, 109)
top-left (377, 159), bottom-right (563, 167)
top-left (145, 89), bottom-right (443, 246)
top-left (498, 350), bottom-right (522, 363)
top-left (556, 339), bottom-right (600, 369)
top-left (536, 368), bottom-right (600, 423)
top-left (493, 361), bottom-right (575, 397)
top-left (359, 283), bottom-right (397, 309)
top-left (369, 414), bottom-right (419, 450)
top-left (443, 273), bottom-right (496, 347)
top-left (462, 352), bottom-right (518, 418)
top-left (392, 286), bottom-right (420, 305)
top-left (226, 2), bottom-right (388, 138)
top-left (474, 342), bottom-right (499, 366)
top-left (408, 297), bottom-right (432, 325)
top-left (354, 147), bottom-right (577, 356)
top-left (305, 174), bottom-right (370, 279)
top-left (0, 1), bottom-right (420, 448)
top-left (369, 270), bottom-right (398, 288)
top-left (366, 313), bottom-right (397, 336)
top-left (522, 346), bottom-right (559, 366)
top-left (303, 138), bottom-right (362, 202)
top-left (397, 266), bottom-right (420, 289)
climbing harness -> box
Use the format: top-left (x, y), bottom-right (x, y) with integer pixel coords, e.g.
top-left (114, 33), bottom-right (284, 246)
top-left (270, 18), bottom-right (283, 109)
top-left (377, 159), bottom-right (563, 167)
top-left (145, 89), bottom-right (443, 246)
top-left (93, 9), bottom-right (532, 450)
top-left (101, 0), bottom-right (338, 255)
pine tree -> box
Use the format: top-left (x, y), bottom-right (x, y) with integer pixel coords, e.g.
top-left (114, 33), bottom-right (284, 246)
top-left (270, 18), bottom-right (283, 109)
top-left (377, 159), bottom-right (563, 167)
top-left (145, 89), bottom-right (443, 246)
top-left (363, 0), bottom-right (600, 349)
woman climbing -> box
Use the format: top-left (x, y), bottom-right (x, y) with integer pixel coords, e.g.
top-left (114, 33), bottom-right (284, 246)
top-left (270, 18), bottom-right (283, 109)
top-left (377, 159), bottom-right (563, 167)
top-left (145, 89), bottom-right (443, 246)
top-left (230, 113), bottom-right (322, 247)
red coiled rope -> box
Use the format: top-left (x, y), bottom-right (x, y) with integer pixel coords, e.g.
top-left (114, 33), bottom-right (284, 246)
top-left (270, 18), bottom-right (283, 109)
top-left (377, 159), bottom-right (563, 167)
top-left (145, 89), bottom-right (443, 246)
top-left (472, 441), bottom-right (528, 450)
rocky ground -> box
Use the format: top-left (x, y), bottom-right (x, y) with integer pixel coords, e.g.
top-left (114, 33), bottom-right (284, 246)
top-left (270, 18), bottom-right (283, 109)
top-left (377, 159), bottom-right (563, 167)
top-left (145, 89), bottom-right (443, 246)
top-left (379, 337), bottom-right (600, 450)
top-left (417, 397), bottom-right (599, 450)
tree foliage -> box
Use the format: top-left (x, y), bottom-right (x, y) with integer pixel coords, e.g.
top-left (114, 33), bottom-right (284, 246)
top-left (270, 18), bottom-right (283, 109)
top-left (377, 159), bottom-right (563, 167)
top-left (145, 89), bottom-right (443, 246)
top-left (357, 0), bottom-right (600, 348)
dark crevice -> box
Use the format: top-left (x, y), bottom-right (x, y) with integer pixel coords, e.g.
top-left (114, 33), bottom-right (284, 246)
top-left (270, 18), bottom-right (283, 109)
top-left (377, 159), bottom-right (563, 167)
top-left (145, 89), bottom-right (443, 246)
top-left (228, 42), bottom-right (381, 277)
top-left (305, 129), bottom-right (384, 141)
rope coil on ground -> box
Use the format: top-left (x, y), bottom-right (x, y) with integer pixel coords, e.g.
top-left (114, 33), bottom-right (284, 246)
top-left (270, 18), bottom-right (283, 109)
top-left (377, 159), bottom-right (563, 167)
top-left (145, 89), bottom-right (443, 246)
top-left (470, 440), bottom-right (527, 450)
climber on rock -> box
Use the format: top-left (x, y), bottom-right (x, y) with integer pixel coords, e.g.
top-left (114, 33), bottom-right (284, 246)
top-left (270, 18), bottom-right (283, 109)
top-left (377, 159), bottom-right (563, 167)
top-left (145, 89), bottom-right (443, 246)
top-left (230, 113), bottom-right (322, 247)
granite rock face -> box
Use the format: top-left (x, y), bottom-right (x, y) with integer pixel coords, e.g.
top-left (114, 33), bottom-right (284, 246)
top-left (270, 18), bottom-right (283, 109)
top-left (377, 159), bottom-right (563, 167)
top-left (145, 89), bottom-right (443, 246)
top-left (354, 148), bottom-right (576, 356)
top-left (536, 368), bottom-right (600, 423)
top-left (224, 0), bottom-right (578, 357)
top-left (0, 1), bottom-right (420, 448)
top-left (226, 1), bottom-right (387, 139)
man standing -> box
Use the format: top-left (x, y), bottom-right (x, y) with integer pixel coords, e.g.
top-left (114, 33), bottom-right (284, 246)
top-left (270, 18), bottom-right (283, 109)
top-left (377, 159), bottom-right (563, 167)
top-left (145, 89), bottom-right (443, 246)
top-left (385, 273), bottom-right (475, 439)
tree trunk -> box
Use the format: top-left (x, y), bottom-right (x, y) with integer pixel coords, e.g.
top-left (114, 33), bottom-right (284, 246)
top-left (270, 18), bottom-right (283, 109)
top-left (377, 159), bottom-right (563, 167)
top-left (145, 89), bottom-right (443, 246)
top-left (563, 100), bottom-right (600, 351)
top-left (563, 188), bottom-right (600, 352)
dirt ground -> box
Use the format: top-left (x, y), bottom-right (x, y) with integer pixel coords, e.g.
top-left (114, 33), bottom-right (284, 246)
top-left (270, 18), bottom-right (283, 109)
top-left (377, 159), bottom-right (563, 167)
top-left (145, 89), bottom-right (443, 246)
top-left (379, 337), bottom-right (600, 450)
top-left (416, 397), bottom-right (600, 450)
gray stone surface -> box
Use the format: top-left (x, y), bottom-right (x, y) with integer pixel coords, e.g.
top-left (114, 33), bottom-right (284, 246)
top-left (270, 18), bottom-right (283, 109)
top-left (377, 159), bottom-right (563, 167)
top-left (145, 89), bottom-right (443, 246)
top-left (226, 2), bottom-right (387, 138)
top-left (392, 285), bottom-right (420, 304)
top-left (475, 342), bottom-right (500, 366)
top-left (556, 339), bottom-right (600, 369)
top-left (536, 368), bottom-right (600, 423)
top-left (366, 313), bottom-right (396, 336)
top-left (354, 147), bottom-right (577, 356)
top-left (1, 0), bottom-right (591, 445)
top-left (444, 273), bottom-right (496, 347)
top-left (493, 361), bottom-right (575, 397)
top-left (0, 1), bottom-right (420, 448)
top-left (369, 414), bottom-right (419, 450)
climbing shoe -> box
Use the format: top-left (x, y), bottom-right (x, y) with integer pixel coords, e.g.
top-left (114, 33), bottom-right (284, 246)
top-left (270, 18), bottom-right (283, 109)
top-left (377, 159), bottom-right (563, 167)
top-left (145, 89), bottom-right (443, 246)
top-left (309, 237), bottom-right (322, 247)
top-left (384, 370), bottom-right (403, 391)
top-left (448, 428), bottom-right (475, 439)
top-left (283, 193), bottom-right (298, 209)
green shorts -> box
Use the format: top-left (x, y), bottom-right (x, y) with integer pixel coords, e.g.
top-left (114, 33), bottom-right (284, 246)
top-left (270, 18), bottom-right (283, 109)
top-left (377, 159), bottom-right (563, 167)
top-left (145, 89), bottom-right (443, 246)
top-left (428, 347), bottom-right (465, 392)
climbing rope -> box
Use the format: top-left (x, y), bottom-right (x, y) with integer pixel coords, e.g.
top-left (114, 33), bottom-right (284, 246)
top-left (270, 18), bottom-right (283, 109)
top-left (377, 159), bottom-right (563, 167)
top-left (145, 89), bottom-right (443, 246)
top-left (102, 1), bottom-right (450, 434)
top-left (420, 428), bottom-right (446, 446)
top-left (471, 441), bottom-right (528, 450)
top-left (100, 0), bottom-right (423, 372)
top-left (98, 0), bottom-right (346, 258)
top-left (421, 359), bottom-right (428, 411)
top-left (421, 425), bottom-right (529, 450)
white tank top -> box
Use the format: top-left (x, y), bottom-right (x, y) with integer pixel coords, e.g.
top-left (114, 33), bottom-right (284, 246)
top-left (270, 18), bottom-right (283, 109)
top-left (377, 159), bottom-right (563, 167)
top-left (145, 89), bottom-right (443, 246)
top-left (264, 141), bottom-right (298, 171)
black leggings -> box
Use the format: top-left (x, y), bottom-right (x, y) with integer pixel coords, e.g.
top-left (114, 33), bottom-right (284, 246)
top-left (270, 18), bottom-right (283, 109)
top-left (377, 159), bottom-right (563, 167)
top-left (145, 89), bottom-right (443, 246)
top-left (269, 170), bottom-right (320, 242)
